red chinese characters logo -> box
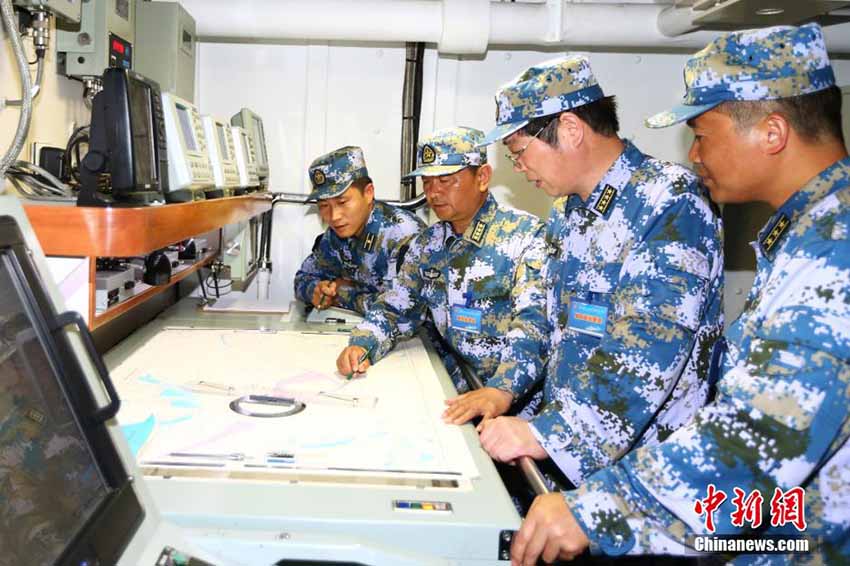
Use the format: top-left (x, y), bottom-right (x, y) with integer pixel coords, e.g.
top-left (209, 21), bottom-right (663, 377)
top-left (694, 484), bottom-right (727, 533)
top-left (770, 487), bottom-right (807, 532)
top-left (694, 486), bottom-right (806, 533)
top-left (730, 488), bottom-right (764, 529)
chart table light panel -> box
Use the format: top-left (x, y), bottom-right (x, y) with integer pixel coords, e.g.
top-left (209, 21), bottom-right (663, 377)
top-left (111, 328), bottom-right (478, 480)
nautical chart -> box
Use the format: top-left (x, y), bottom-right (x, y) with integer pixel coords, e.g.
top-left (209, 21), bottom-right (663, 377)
top-left (111, 328), bottom-right (478, 479)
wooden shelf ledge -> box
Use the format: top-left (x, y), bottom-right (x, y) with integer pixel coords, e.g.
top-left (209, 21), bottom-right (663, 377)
top-left (24, 194), bottom-right (272, 257)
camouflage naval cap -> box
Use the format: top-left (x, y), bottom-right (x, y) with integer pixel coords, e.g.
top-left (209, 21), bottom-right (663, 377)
top-left (405, 126), bottom-right (487, 178)
top-left (646, 23), bottom-right (836, 128)
top-left (307, 146), bottom-right (369, 200)
top-left (479, 55), bottom-right (605, 146)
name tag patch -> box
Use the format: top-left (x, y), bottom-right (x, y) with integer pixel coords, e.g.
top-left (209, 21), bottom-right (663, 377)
top-left (568, 300), bottom-right (608, 337)
top-left (450, 305), bottom-right (482, 333)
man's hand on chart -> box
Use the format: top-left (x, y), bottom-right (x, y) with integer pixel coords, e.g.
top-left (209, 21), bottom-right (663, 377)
top-left (311, 280), bottom-right (338, 310)
top-left (442, 387), bottom-right (513, 425)
top-left (511, 493), bottom-right (590, 565)
top-left (337, 345), bottom-right (372, 378)
top-left (478, 416), bottom-right (547, 462)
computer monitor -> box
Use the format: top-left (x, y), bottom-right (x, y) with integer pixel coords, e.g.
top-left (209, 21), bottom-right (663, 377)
top-left (231, 126), bottom-right (259, 192)
top-left (161, 92), bottom-right (214, 202)
top-left (231, 107), bottom-right (269, 183)
top-left (201, 115), bottom-right (240, 198)
top-left (78, 68), bottom-right (167, 207)
top-left (0, 211), bottom-right (144, 564)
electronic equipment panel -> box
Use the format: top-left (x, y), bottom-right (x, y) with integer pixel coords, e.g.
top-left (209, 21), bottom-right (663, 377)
top-left (78, 68), bottom-right (167, 207)
top-left (134, 0), bottom-right (196, 102)
top-left (56, 0), bottom-right (134, 78)
top-left (231, 125), bottom-right (259, 192)
top-left (161, 92), bottom-right (213, 202)
top-left (201, 115), bottom-right (240, 198)
top-left (14, 0), bottom-right (82, 23)
top-left (231, 107), bottom-right (269, 183)
top-left (0, 199), bottom-right (144, 565)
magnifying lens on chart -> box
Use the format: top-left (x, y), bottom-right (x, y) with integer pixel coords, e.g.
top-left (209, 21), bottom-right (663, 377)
top-left (229, 394), bottom-right (305, 418)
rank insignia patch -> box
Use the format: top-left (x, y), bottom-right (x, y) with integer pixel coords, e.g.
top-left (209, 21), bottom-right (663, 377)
top-left (594, 184), bottom-right (617, 215)
top-left (761, 213), bottom-right (790, 253)
top-left (470, 221), bottom-right (488, 245)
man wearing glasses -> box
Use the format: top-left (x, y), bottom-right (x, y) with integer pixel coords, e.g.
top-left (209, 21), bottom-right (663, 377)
top-left (336, 127), bottom-right (548, 410)
top-left (451, 56), bottom-right (724, 492)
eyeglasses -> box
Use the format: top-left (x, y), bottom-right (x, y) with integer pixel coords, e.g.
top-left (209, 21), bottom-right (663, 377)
top-left (505, 126), bottom-right (544, 167)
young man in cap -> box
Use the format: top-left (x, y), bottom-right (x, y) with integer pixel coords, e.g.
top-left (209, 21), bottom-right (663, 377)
top-left (456, 55), bottom-right (724, 489)
top-left (336, 127), bottom-right (548, 400)
top-left (294, 146), bottom-right (424, 314)
top-left (511, 24), bottom-right (850, 565)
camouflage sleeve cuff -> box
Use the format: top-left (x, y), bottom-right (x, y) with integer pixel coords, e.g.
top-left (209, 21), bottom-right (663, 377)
top-left (348, 332), bottom-right (381, 361)
top-left (349, 325), bottom-right (397, 364)
top-left (562, 467), bottom-right (638, 556)
top-left (296, 278), bottom-right (319, 304)
top-left (332, 284), bottom-right (358, 312)
top-left (528, 405), bottom-right (584, 486)
top-left (333, 285), bottom-right (377, 315)
top-left (484, 367), bottom-right (528, 399)
top-left (354, 292), bottom-right (374, 314)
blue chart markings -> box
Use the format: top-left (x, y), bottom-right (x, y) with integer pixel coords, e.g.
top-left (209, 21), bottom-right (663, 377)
top-left (161, 387), bottom-right (202, 408)
top-left (161, 387), bottom-right (190, 397)
top-left (121, 415), bottom-right (156, 456)
top-left (120, 374), bottom-right (205, 455)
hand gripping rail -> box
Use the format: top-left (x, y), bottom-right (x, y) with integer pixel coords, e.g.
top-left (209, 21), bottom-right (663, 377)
top-left (458, 362), bottom-right (550, 496)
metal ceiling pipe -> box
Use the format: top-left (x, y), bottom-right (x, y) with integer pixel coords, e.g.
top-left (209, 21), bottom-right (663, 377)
top-left (184, 0), bottom-right (850, 54)
top-left (490, 1), bottom-right (558, 44)
top-left (184, 0), bottom-right (444, 44)
top-left (441, 0), bottom-right (490, 54)
top-left (558, 3), bottom-right (719, 49)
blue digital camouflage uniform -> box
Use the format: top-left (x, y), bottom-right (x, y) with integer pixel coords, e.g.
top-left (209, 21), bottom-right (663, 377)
top-left (534, 140), bottom-right (724, 485)
top-left (481, 55), bottom-right (725, 485)
top-left (349, 127), bottom-right (549, 395)
top-left (293, 146), bottom-right (425, 314)
top-left (564, 24), bottom-right (850, 563)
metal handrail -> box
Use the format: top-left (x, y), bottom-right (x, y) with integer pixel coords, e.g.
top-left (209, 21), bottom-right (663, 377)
top-left (272, 191), bottom-right (428, 212)
top-left (458, 363), bottom-right (550, 496)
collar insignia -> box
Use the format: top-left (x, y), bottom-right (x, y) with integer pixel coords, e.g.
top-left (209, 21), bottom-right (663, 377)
top-left (594, 184), bottom-right (617, 215)
top-left (761, 213), bottom-right (790, 253)
top-left (470, 220), bottom-right (487, 245)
